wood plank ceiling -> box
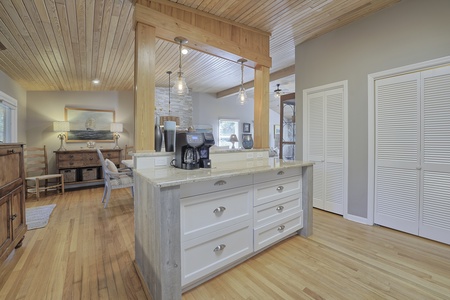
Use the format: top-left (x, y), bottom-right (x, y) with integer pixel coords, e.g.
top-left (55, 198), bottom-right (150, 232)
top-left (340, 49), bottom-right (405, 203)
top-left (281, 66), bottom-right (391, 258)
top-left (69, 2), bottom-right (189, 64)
top-left (0, 0), bottom-right (400, 95)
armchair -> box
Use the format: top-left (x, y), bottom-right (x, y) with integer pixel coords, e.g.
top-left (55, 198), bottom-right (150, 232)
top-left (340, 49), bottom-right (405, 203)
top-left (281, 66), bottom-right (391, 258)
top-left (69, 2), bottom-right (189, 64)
top-left (97, 149), bottom-right (134, 208)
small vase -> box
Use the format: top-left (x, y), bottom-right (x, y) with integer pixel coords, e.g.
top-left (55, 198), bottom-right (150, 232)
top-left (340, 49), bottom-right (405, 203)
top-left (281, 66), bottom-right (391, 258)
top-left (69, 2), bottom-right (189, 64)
top-left (155, 117), bottom-right (163, 152)
top-left (242, 135), bottom-right (253, 149)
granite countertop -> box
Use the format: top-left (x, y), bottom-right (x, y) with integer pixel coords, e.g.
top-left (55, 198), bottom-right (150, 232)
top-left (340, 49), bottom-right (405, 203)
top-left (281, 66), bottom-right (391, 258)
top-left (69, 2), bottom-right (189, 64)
top-left (135, 158), bottom-right (313, 187)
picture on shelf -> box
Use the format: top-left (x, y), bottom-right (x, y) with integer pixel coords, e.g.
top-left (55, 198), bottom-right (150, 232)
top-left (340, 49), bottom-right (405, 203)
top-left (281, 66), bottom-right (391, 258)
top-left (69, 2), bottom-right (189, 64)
top-left (243, 122), bottom-right (251, 133)
top-left (65, 107), bottom-right (115, 142)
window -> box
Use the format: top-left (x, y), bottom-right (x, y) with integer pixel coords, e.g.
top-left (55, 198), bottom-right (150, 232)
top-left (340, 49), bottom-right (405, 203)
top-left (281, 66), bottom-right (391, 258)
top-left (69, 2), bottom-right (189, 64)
top-left (218, 119), bottom-right (239, 147)
top-left (0, 91), bottom-right (18, 143)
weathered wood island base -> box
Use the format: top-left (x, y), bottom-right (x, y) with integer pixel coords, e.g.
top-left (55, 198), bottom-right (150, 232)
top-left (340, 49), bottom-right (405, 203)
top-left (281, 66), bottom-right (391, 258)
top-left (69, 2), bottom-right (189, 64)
top-left (134, 158), bottom-right (313, 300)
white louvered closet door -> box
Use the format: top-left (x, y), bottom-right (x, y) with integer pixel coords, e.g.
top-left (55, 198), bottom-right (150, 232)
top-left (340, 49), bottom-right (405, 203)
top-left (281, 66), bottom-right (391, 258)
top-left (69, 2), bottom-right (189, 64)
top-left (374, 73), bottom-right (421, 235)
top-left (324, 89), bottom-right (344, 214)
top-left (420, 66), bottom-right (450, 244)
top-left (307, 92), bottom-right (325, 209)
top-left (306, 88), bottom-right (344, 214)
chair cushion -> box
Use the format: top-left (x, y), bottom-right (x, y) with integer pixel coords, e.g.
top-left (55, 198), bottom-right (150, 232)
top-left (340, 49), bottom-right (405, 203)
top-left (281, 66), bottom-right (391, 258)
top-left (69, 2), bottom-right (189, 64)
top-left (105, 159), bottom-right (118, 173)
top-left (111, 175), bottom-right (133, 186)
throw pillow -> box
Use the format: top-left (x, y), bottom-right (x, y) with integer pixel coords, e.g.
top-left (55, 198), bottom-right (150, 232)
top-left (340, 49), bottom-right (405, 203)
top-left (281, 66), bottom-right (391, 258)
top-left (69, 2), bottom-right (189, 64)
top-left (105, 158), bottom-right (118, 173)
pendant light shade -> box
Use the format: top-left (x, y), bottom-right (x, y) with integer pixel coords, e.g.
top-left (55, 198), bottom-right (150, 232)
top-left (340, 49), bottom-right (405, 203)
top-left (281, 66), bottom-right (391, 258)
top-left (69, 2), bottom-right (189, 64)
top-left (160, 70), bottom-right (180, 126)
top-left (172, 37), bottom-right (189, 96)
top-left (237, 58), bottom-right (248, 105)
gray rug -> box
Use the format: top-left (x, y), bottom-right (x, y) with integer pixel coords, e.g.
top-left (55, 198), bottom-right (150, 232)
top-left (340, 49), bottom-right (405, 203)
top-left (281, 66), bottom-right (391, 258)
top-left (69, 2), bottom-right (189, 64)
top-left (26, 204), bottom-right (56, 230)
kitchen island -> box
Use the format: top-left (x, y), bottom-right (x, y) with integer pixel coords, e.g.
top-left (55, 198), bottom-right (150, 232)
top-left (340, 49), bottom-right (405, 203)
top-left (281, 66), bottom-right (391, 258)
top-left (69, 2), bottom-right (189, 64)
top-left (133, 157), bottom-right (313, 300)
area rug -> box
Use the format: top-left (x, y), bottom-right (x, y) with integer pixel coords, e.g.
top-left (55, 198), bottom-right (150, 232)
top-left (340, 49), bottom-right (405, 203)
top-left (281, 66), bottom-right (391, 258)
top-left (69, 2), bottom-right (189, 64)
top-left (26, 204), bottom-right (56, 230)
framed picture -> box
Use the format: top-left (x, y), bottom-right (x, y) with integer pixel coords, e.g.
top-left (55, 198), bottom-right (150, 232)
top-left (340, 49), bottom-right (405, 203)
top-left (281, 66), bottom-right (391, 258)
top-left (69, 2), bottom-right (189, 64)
top-left (65, 107), bottom-right (115, 142)
top-left (274, 124), bottom-right (280, 136)
top-left (243, 122), bottom-right (251, 133)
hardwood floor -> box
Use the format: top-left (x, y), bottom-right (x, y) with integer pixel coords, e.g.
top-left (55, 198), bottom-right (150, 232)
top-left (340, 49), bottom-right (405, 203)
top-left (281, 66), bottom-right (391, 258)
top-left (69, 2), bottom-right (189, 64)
top-left (1, 187), bottom-right (449, 299)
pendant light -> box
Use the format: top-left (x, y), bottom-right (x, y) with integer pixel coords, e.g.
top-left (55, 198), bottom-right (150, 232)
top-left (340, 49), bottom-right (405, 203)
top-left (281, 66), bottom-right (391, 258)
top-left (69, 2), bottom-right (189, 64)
top-left (160, 70), bottom-right (180, 126)
top-left (274, 83), bottom-right (282, 99)
top-left (237, 58), bottom-right (248, 105)
top-left (172, 37), bottom-right (189, 96)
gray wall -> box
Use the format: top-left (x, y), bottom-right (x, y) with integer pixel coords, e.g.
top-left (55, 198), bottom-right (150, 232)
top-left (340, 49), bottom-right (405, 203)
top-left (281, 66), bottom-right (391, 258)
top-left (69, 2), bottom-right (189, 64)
top-left (0, 70), bottom-right (27, 142)
top-left (295, 0), bottom-right (450, 218)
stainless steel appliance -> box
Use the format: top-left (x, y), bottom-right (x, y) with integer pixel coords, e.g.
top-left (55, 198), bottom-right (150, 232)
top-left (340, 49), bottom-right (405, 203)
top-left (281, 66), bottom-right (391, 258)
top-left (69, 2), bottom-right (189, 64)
top-left (174, 132), bottom-right (205, 169)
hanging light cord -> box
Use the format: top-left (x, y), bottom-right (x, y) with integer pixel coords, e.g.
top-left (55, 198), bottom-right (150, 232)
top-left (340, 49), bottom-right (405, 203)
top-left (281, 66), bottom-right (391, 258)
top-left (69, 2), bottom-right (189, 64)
top-left (178, 41), bottom-right (182, 74)
top-left (240, 61), bottom-right (244, 88)
top-left (167, 71), bottom-right (172, 114)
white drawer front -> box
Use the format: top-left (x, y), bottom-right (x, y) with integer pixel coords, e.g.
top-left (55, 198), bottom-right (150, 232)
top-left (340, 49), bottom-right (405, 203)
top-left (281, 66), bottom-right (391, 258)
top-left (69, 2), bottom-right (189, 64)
top-left (254, 194), bottom-right (301, 229)
top-left (182, 220), bottom-right (253, 286)
top-left (254, 212), bottom-right (303, 252)
top-left (181, 186), bottom-right (253, 241)
top-left (254, 176), bottom-right (302, 206)
top-left (254, 168), bottom-right (302, 184)
top-left (180, 174), bottom-right (253, 198)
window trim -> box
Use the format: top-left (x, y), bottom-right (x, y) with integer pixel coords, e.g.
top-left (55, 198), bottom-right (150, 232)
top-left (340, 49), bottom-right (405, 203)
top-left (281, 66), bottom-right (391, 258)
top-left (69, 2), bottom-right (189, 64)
top-left (0, 90), bottom-right (18, 143)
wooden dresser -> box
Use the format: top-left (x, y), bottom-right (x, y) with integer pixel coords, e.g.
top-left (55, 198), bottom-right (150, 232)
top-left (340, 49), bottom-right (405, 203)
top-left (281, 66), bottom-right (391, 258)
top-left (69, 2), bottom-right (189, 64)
top-left (0, 143), bottom-right (26, 264)
top-left (54, 149), bottom-right (121, 189)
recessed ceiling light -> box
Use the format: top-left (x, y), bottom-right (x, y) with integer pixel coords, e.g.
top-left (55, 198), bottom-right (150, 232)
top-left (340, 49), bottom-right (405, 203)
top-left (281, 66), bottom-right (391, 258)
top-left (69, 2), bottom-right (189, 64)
top-left (92, 79), bottom-right (100, 84)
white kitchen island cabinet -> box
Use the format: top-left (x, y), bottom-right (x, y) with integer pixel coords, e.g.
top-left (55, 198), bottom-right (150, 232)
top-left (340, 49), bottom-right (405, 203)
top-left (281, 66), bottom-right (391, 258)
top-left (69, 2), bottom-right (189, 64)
top-left (134, 158), bottom-right (314, 300)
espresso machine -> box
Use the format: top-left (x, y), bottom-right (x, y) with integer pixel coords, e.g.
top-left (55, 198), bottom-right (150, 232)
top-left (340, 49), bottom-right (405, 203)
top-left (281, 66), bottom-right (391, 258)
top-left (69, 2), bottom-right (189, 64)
top-left (198, 132), bottom-right (215, 168)
top-left (174, 132), bottom-right (205, 170)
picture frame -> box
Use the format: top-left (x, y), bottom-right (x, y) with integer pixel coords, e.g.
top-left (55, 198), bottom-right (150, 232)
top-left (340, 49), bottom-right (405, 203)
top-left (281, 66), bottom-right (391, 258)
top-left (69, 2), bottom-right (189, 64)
top-left (65, 107), bottom-right (115, 142)
top-left (243, 122), bottom-right (251, 133)
top-left (274, 124), bottom-right (280, 136)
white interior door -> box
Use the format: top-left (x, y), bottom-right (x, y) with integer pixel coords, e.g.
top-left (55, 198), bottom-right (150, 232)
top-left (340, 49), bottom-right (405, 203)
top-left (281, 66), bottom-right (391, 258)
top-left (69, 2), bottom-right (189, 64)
top-left (324, 89), bottom-right (344, 214)
top-left (307, 92), bottom-right (325, 209)
top-left (305, 85), bottom-right (346, 215)
top-left (419, 65), bottom-right (450, 244)
top-left (374, 73), bottom-right (421, 235)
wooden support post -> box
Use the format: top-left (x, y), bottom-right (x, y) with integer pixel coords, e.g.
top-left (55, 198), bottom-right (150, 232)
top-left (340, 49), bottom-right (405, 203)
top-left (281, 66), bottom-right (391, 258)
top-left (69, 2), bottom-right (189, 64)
top-left (134, 22), bottom-right (155, 151)
top-left (253, 65), bottom-right (270, 149)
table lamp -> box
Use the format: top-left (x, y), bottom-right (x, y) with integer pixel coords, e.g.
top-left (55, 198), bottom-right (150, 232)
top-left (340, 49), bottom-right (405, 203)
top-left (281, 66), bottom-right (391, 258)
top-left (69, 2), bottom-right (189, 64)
top-left (53, 121), bottom-right (70, 151)
top-left (110, 123), bottom-right (123, 149)
top-left (230, 134), bottom-right (238, 149)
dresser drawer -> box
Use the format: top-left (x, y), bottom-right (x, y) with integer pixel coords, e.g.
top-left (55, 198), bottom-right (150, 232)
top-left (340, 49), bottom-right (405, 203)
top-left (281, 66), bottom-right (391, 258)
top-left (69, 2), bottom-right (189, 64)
top-left (254, 168), bottom-right (301, 184)
top-left (180, 174), bottom-right (252, 198)
top-left (83, 152), bottom-right (100, 167)
top-left (253, 194), bottom-right (301, 229)
top-left (254, 212), bottom-right (303, 252)
top-left (102, 151), bottom-right (120, 162)
top-left (57, 153), bottom-right (84, 168)
top-left (254, 175), bottom-right (301, 206)
top-left (181, 220), bottom-right (253, 286)
top-left (181, 186), bottom-right (253, 241)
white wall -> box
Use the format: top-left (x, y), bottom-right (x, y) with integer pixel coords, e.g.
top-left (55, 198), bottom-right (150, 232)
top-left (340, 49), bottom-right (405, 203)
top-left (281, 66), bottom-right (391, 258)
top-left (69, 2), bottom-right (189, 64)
top-left (26, 90), bottom-right (134, 173)
top-left (0, 70), bottom-right (27, 143)
top-left (295, 0), bottom-right (450, 218)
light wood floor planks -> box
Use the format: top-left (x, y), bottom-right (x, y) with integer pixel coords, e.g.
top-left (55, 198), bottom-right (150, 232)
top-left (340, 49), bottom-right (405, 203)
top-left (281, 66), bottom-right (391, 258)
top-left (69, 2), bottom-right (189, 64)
top-left (1, 187), bottom-right (449, 299)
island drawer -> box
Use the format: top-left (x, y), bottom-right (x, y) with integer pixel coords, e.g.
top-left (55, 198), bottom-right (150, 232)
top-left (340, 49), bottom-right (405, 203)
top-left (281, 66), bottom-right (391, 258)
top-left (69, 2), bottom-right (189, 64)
top-left (253, 194), bottom-right (301, 229)
top-left (254, 212), bottom-right (303, 252)
top-left (181, 220), bottom-right (253, 286)
top-left (254, 168), bottom-right (301, 184)
top-left (180, 174), bottom-right (252, 198)
top-left (181, 186), bottom-right (253, 241)
top-left (254, 175), bottom-right (302, 206)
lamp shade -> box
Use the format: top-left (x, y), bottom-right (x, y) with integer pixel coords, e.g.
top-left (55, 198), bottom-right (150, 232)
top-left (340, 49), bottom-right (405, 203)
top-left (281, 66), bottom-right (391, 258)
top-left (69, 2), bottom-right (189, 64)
top-left (110, 123), bottom-right (123, 133)
top-left (53, 121), bottom-right (70, 132)
top-left (230, 134), bottom-right (239, 143)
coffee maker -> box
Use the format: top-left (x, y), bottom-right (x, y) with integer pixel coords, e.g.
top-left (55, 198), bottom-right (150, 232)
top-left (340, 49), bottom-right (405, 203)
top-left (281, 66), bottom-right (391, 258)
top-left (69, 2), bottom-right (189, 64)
top-left (174, 132), bottom-right (205, 169)
top-left (198, 132), bottom-right (215, 168)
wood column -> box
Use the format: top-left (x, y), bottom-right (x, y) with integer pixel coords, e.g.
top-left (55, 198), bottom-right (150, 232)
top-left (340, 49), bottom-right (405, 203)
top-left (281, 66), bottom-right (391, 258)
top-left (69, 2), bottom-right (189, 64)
top-left (134, 22), bottom-right (155, 151)
top-left (253, 65), bottom-right (270, 149)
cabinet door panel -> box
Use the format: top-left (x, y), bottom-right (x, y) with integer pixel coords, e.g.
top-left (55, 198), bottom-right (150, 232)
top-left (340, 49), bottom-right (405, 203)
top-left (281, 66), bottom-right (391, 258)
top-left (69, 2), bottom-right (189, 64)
top-left (11, 187), bottom-right (25, 238)
top-left (0, 195), bottom-right (11, 258)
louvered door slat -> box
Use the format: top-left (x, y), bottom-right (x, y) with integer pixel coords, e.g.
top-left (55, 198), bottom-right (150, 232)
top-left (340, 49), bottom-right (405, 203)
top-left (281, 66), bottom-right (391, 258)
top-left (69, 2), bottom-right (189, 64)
top-left (307, 92), bottom-right (324, 162)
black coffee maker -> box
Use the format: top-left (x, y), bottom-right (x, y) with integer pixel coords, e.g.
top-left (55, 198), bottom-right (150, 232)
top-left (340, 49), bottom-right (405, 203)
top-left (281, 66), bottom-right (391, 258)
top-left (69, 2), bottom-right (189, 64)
top-left (198, 132), bottom-right (215, 168)
top-left (174, 132), bottom-right (205, 170)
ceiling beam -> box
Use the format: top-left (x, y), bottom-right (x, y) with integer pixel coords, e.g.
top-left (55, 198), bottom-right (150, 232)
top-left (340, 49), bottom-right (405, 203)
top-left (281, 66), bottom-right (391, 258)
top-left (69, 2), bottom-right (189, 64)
top-left (216, 65), bottom-right (295, 98)
top-left (134, 2), bottom-right (272, 68)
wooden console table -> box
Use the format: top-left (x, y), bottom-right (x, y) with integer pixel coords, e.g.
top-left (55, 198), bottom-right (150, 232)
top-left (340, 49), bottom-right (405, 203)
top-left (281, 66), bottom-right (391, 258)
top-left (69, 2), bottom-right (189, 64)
top-left (54, 149), bottom-right (121, 189)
